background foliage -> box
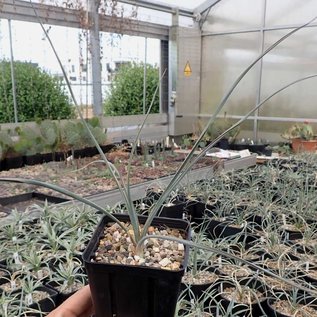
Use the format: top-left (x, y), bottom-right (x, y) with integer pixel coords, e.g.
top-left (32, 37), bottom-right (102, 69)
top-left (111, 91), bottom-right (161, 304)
top-left (0, 60), bottom-right (75, 123)
top-left (104, 62), bottom-right (160, 116)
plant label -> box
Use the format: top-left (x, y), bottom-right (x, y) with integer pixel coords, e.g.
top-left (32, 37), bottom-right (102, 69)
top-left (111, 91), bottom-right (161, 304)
top-left (25, 294), bottom-right (33, 306)
top-left (239, 149), bottom-right (251, 158)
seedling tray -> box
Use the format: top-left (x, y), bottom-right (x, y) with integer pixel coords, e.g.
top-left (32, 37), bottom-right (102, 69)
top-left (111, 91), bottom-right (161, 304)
top-left (0, 191), bottom-right (70, 212)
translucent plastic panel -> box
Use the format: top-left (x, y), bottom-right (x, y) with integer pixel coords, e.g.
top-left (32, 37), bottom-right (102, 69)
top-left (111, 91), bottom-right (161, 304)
top-left (260, 27), bottom-right (317, 119)
top-left (202, 0), bottom-right (264, 33)
top-left (201, 32), bottom-right (260, 117)
top-left (258, 120), bottom-right (297, 135)
top-left (266, 0), bottom-right (317, 27)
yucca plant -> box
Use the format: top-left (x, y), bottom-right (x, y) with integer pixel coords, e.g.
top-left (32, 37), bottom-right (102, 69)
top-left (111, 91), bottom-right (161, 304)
top-left (1, 5), bottom-right (317, 316)
top-left (21, 248), bottom-right (51, 281)
top-left (48, 261), bottom-right (87, 295)
top-left (0, 292), bottom-right (20, 317)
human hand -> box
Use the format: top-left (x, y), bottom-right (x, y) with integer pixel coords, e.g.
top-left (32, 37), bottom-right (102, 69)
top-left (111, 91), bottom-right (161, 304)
top-left (47, 285), bottom-right (94, 317)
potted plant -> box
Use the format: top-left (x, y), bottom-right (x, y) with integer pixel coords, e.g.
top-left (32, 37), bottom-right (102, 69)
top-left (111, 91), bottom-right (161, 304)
top-left (282, 122), bottom-right (317, 153)
top-left (2, 15), bottom-right (317, 317)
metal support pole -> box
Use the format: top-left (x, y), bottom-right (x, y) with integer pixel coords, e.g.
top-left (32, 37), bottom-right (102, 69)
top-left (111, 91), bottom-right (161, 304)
top-left (253, 0), bottom-right (266, 142)
top-left (8, 19), bottom-right (18, 123)
top-left (89, 0), bottom-right (102, 116)
top-left (143, 37), bottom-right (147, 114)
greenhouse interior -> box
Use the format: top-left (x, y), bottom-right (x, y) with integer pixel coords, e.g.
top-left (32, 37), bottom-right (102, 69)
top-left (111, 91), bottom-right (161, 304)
top-left (1, 0), bottom-right (317, 316)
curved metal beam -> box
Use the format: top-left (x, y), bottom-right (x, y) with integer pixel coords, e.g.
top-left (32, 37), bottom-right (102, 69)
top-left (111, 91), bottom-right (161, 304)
top-left (194, 0), bottom-right (222, 15)
top-left (119, 0), bottom-right (194, 17)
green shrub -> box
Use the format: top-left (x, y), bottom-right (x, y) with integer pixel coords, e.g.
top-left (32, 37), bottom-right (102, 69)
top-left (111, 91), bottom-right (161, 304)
top-left (0, 60), bottom-right (75, 123)
top-left (104, 62), bottom-right (160, 116)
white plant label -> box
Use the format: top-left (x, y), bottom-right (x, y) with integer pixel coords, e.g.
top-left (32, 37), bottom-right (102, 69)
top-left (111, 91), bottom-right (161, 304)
top-left (26, 294), bottom-right (33, 306)
top-left (152, 160), bottom-right (155, 168)
top-left (13, 252), bottom-right (21, 265)
top-left (12, 236), bottom-right (17, 242)
top-left (218, 256), bottom-right (222, 268)
top-left (11, 280), bottom-right (16, 291)
top-left (282, 214), bottom-right (286, 226)
top-left (18, 221), bottom-right (23, 232)
top-left (3, 303), bottom-right (7, 314)
top-left (239, 149), bottom-right (251, 158)
top-left (37, 270), bottom-right (44, 279)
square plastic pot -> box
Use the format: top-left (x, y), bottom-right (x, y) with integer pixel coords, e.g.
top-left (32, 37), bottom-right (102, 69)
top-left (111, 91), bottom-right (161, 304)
top-left (27, 285), bottom-right (58, 316)
top-left (83, 213), bottom-right (191, 317)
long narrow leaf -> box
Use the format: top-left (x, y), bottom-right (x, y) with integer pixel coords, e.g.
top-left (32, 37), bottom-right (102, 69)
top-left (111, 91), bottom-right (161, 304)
top-left (141, 17), bottom-right (317, 238)
top-left (170, 74), bottom-right (317, 185)
top-left (29, 0), bottom-right (138, 240)
top-left (125, 68), bottom-right (167, 238)
top-left (136, 234), bottom-right (317, 297)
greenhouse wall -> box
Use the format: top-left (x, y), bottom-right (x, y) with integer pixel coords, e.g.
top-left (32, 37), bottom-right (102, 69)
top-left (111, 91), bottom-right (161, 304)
top-left (200, 0), bottom-right (317, 141)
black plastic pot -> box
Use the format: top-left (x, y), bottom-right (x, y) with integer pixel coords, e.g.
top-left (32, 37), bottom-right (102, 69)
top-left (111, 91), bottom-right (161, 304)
top-left (180, 265), bottom-right (221, 309)
top-left (184, 201), bottom-right (206, 222)
top-left (203, 218), bottom-right (246, 240)
top-left (0, 191), bottom-right (70, 213)
top-left (280, 228), bottom-right (304, 241)
top-left (83, 214), bottom-right (191, 317)
top-left (158, 200), bottom-right (188, 219)
top-left (189, 201), bottom-right (223, 226)
top-left (266, 292), bottom-right (317, 317)
top-left (100, 143), bottom-right (116, 153)
top-left (26, 286), bottom-right (58, 316)
top-left (2, 155), bottom-right (24, 170)
top-left (214, 138), bottom-right (229, 150)
top-left (229, 143), bottom-right (269, 155)
top-left (54, 151), bottom-right (67, 162)
top-left (73, 148), bottom-right (86, 159)
top-left (45, 280), bottom-right (82, 306)
top-left (41, 152), bottom-right (54, 163)
top-left (84, 146), bottom-right (99, 157)
top-left (217, 280), bottom-right (268, 317)
top-left (24, 153), bottom-right (43, 166)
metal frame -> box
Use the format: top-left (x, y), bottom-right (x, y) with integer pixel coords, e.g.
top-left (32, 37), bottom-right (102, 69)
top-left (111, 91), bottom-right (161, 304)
top-left (194, 0), bottom-right (223, 15)
top-left (119, 0), bottom-right (194, 17)
top-left (0, 0), bottom-right (169, 40)
top-left (1, 0), bottom-right (172, 118)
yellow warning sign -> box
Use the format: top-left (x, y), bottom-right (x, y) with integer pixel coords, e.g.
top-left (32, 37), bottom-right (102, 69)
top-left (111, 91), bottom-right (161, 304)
top-left (184, 61), bottom-right (192, 77)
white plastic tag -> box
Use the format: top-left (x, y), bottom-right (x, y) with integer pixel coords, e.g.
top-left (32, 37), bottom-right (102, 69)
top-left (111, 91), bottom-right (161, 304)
top-left (239, 149), bottom-right (251, 158)
top-left (25, 293), bottom-right (33, 306)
